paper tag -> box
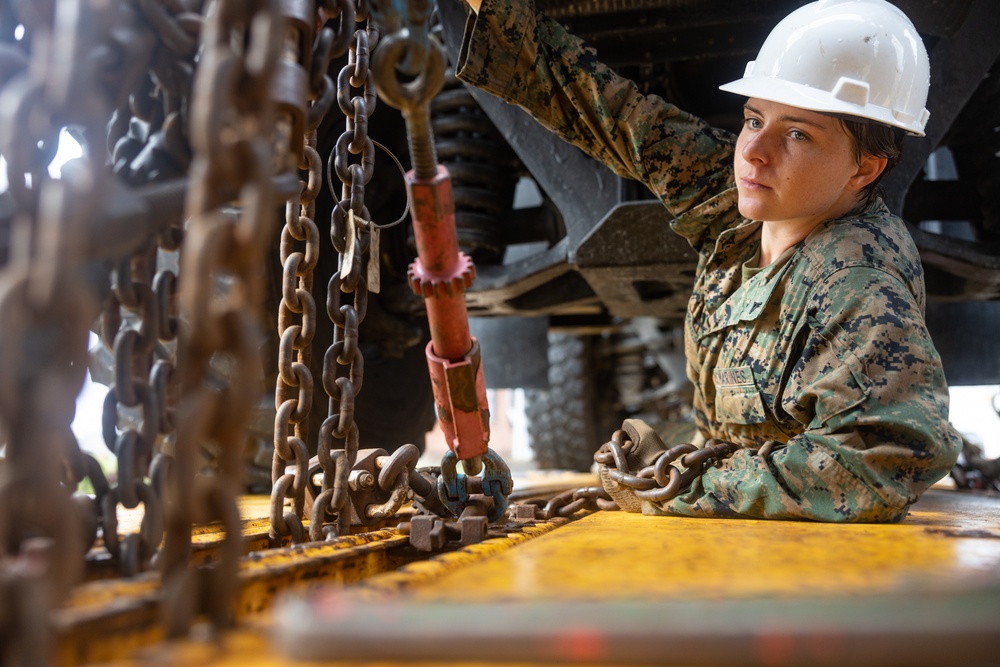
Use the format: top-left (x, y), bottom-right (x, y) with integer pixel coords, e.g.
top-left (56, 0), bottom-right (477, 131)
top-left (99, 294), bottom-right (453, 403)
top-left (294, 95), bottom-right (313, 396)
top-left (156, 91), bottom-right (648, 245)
top-left (343, 209), bottom-right (356, 275)
top-left (368, 224), bottom-right (381, 294)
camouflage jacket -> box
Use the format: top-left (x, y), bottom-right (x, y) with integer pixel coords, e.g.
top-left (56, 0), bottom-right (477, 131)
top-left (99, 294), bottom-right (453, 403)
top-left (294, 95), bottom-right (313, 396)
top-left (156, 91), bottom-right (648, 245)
top-left (457, 0), bottom-right (962, 521)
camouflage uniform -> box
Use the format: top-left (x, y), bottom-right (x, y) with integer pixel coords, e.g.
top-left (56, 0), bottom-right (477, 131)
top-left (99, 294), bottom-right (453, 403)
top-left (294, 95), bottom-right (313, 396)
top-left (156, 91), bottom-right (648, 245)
top-left (456, 0), bottom-right (962, 522)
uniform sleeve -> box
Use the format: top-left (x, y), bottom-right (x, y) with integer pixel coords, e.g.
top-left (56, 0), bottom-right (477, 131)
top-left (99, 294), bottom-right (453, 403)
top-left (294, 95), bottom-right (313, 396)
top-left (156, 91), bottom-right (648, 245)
top-left (649, 266), bottom-right (962, 522)
top-left (456, 0), bottom-right (740, 252)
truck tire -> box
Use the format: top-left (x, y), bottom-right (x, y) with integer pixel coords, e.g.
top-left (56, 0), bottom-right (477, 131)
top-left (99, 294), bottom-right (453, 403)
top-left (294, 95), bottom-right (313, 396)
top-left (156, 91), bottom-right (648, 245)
top-left (525, 333), bottom-right (620, 471)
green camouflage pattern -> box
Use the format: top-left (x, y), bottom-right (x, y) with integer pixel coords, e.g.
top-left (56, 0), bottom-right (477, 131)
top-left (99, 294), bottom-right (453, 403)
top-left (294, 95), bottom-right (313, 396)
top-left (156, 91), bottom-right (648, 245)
top-left (457, 0), bottom-right (962, 522)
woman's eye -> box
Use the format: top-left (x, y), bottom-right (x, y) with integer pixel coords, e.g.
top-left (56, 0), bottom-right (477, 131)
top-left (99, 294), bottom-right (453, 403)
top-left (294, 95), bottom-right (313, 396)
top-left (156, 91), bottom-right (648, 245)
top-left (790, 130), bottom-right (808, 141)
top-left (744, 117), bottom-right (762, 129)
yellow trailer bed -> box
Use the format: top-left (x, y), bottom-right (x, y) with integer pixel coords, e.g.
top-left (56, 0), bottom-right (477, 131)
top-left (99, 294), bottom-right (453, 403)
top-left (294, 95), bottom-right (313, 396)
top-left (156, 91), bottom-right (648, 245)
top-left (65, 485), bottom-right (1000, 667)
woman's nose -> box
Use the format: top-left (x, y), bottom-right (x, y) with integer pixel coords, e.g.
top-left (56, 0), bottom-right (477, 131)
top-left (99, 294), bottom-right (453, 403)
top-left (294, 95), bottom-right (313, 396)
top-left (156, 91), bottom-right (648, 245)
top-left (740, 131), bottom-right (770, 164)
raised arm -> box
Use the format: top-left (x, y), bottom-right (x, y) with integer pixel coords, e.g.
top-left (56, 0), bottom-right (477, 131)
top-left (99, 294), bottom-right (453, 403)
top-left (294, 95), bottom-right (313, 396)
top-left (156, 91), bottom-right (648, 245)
top-left (455, 0), bottom-right (737, 240)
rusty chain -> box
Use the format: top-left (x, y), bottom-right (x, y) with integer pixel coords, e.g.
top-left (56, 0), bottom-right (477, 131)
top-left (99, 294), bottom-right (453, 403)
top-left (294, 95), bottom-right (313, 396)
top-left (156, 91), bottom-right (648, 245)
top-left (161, 0), bottom-right (288, 635)
top-left (99, 240), bottom-right (170, 577)
top-left (271, 0), bottom-right (354, 543)
top-left (272, 130), bottom-right (320, 546)
top-left (309, 1), bottom-right (382, 542)
top-left (0, 2), bottom-right (536, 661)
top-left (108, 0), bottom-right (201, 187)
top-left (596, 429), bottom-right (736, 505)
top-left (533, 486), bottom-right (619, 520)
top-left (506, 428), bottom-right (735, 525)
top-left (93, 0), bottom-right (202, 584)
top-left (0, 0), bottom-right (120, 663)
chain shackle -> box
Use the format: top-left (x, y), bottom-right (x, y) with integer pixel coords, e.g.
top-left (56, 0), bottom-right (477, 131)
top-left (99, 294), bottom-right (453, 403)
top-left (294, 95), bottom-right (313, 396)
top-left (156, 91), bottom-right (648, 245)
top-left (437, 448), bottom-right (513, 524)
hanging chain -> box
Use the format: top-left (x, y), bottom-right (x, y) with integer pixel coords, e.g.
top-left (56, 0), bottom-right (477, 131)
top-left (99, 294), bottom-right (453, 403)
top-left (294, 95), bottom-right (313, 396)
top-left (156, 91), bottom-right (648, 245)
top-left (97, 0), bottom-right (201, 581)
top-left (270, 0), bottom-right (345, 546)
top-left (99, 241), bottom-right (169, 576)
top-left (109, 0), bottom-right (202, 187)
top-left (272, 131), bottom-right (320, 545)
top-left (310, 3), bottom-right (380, 541)
top-left (161, 0), bottom-right (286, 635)
top-left (0, 0), bottom-right (118, 663)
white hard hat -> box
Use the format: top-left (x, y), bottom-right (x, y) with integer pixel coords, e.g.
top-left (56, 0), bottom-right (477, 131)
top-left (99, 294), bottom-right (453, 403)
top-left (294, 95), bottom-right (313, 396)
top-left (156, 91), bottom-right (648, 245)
top-left (719, 0), bottom-right (930, 136)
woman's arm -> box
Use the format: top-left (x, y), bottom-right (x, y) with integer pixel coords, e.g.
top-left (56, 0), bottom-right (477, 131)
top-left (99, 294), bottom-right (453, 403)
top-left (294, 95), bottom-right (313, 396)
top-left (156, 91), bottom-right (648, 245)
top-left (456, 0), bottom-right (736, 230)
top-left (651, 267), bottom-right (961, 522)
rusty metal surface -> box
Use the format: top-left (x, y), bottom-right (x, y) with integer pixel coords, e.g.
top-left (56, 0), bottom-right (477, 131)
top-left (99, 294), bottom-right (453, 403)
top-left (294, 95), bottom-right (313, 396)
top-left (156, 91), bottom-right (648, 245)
top-left (56, 528), bottom-right (409, 666)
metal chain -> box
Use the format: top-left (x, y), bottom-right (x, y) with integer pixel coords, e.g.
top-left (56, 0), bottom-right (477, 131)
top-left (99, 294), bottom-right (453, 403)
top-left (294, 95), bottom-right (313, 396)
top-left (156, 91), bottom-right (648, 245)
top-left (514, 427), bottom-right (735, 522)
top-left (109, 0), bottom-right (203, 187)
top-left (596, 429), bottom-right (737, 504)
top-left (99, 242), bottom-right (168, 576)
top-left (311, 3), bottom-right (379, 541)
top-left (0, 0), bottom-right (117, 663)
top-left (96, 0), bottom-right (201, 580)
top-left (272, 132), bottom-right (320, 546)
top-left (270, 0), bottom-right (347, 546)
top-left (161, 0), bottom-right (286, 636)
top-left (533, 486), bottom-right (619, 521)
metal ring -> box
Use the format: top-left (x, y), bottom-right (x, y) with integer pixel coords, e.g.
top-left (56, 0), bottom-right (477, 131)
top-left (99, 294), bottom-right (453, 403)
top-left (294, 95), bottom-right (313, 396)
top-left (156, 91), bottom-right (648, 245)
top-left (377, 443), bottom-right (420, 492)
top-left (370, 31), bottom-right (446, 114)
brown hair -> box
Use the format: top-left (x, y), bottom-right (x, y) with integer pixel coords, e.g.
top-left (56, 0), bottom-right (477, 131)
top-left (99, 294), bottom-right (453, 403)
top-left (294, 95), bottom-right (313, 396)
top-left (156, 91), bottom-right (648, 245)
top-left (838, 117), bottom-right (907, 212)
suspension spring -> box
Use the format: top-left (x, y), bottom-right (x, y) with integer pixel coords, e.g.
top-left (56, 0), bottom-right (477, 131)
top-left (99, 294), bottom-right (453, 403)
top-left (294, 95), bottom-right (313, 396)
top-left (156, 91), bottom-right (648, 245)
top-left (430, 70), bottom-right (520, 264)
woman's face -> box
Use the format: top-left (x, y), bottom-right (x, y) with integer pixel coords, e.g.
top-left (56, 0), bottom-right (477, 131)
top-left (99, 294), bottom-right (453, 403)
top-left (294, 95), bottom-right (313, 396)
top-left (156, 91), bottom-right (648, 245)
top-left (734, 98), bottom-right (877, 230)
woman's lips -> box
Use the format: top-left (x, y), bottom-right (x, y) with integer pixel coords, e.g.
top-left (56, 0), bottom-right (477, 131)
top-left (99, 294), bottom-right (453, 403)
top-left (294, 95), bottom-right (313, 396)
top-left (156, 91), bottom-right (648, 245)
top-left (739, 177), bottom-right (770, 190)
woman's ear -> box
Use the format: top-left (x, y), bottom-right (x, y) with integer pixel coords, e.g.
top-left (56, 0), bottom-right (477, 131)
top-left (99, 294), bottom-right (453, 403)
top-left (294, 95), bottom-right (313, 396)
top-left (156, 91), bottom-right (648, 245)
top-left (848, 155), bottom-right (889, 192)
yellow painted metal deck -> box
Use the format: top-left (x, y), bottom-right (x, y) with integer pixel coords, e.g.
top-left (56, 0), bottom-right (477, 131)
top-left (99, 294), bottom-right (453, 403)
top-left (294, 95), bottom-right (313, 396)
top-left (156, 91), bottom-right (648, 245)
top-left (96, 487), bottom-right (1000, 666)
top-left (377, 490), bottom-right (1000, 602)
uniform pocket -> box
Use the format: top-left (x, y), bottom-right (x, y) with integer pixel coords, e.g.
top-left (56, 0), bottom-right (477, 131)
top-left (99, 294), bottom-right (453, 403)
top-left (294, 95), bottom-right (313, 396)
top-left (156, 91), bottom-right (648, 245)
top-left (780, 320), bottom-right (873, 429)
top-left (714, 365), bottom-right (768, 425)
top-left (812, 353), bottom-right (870, 427)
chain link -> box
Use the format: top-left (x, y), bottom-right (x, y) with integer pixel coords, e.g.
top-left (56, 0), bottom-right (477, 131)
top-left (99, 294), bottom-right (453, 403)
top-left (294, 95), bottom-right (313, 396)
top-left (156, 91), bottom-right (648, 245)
top-left (531, 486), bottom-right (619, 521)
top-left (162, 0), bottom-right (286, 635)
top-left (311, 3), bottom-right (380, 541)
top-left (596, 429), bottom-right (737, 504)
top-left (270, 0), bottom-right (355, 546)
top-left (98, 243), bottom-right (170, 575)
top-left (270, 0), bottom-right (321, 547)
top-left (0, 0), bottom-right (119, 662)
top-left (92, 0), bottom-right (200, 586)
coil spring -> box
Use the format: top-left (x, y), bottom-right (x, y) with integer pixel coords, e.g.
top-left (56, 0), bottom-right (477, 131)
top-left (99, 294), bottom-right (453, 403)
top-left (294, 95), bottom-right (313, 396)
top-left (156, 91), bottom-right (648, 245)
top-left (431, 69), bottom-right (520, 264)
